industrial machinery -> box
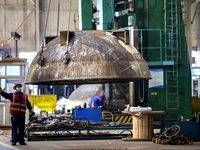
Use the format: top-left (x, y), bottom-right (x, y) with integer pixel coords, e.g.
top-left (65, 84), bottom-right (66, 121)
top-left (89, 0), bottom-right (191, 120)
top-left (24, 0), bottom-right (195, 140)
top-left (131, 0), bottom-right (191, 120)
top-left (25, 29), bottom-right (151, 115)
top-left (24, 1), bottom-right (153, 139)
top-left (26, 0), bottom-right (192, 120)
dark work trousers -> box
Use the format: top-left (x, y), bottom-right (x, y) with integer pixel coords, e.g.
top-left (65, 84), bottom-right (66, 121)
top-left (10, 115), bottom-right (25, 143)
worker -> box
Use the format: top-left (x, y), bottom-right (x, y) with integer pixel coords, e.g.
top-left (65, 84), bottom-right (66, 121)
top-left (0, 82), bottom-right (34, 146)
top-left (88, 93), bottom-right (105, 109)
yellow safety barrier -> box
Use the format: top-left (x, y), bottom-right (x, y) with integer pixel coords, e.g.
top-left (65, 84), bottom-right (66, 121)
top-left (29, 95), bottom-right (57, 112)
top-left (114, 114), bottom-right (132, 123)
top-left (192, 96), bottom-right (200, 114)
top-left (102, 111), bottom-right (114, 122)
top-left (102, 111), bottom-right (132, 123)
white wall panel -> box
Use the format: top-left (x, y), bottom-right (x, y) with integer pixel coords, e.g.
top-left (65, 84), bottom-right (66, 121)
top-left (0, 0), bottom-right (36, 55)
top-left (43, 0), bottom-right (79, 37)
top-left (0, 102), bottom-right (11, 125)
top-left (0, 0), bottom-right (79, 54)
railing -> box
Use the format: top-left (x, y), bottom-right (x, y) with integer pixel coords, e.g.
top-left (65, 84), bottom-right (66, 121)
top-left (133, 28), bottom-right (173, 62)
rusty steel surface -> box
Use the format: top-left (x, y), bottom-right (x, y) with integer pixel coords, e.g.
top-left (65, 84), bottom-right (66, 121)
top-left (25, 30), bottom-right (151, 85)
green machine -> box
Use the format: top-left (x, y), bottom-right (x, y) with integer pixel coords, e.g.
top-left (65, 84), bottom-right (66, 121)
top-left (79, 0), bottom-right (192, 120)
top-left (133, 0), bottom-right (191, 120)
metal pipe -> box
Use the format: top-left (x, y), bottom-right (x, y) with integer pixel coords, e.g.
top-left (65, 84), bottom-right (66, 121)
top-left (128, 1), bottom-right (133, 26)
top-left (66, 0), bottom-right (72, 45)
top-left (57, 0), bottom-right (60, 36)
top-left (66, 0), bottom-right (79, 24)
top-left (36, 0), bottom-right (40, 53)
top-left (129, 82), bottom-right (135, 106)
top-left (144, 0), bottom-right (148, 28)
top-left (73, 13), bottom-right (76, 29)
top-left (105, 83), bottom-right (112, 104)
top-left (15, 40), bottom-right (18, 58)
top-left (191, 2), bottom-right (199, 24)
top-left (129, 0), bottom-right (133, 12)
top-left (110, 0), bottom-right (116, 30)
top-left (187, 0), bottom-right (192, 65)
top-left (0, 5), bottom-right (34, 7)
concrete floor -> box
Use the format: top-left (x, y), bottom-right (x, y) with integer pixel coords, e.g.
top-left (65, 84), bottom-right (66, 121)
top-left (0, 133), bottom-right (200, 150)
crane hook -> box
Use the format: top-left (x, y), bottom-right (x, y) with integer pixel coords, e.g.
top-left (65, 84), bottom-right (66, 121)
top-left (37, 53), bottom-right (44, 66)
top-left (64, 51), bottom-right (71, 64)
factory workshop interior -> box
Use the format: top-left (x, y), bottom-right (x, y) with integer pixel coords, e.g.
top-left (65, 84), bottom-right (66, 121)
top-left (0, 0), bottom-right (200, 150)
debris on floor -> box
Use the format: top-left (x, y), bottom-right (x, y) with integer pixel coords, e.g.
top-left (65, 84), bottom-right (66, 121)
top-left (152, 125), bottom-right (193, 145)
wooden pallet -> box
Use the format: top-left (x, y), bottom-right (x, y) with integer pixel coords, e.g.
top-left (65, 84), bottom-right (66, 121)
top-left (152, 138), bottom-right (193, 145)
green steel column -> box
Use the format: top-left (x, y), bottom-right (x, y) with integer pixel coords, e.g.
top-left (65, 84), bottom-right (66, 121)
top-left (97, 0), bottom-right (114, 31)
top-left (79, 0), bottom-right (93, 30)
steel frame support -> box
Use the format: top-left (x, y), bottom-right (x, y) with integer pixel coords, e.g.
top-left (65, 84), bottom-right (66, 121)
top-left (79, 0), bottom-right (93, 30)
top-left (96, 0), bottom-right (115, 31)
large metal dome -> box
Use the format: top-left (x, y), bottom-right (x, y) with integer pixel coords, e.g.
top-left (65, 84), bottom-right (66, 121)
top-left (25, 30), bottom-right (151, 85)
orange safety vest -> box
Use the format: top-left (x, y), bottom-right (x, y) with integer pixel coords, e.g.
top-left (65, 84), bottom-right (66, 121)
top-left (10, 92), bottom-right (27, 116)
